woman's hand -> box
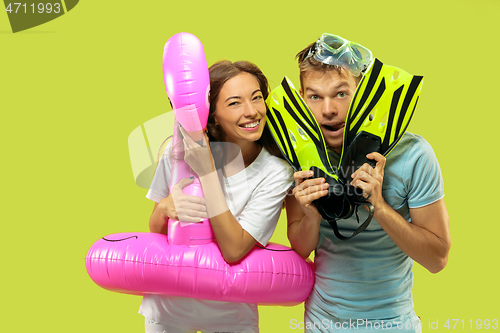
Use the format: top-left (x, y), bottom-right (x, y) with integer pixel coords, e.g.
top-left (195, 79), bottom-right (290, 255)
top-left (157, 177), bottom-right (208, 223)
top-left (180, 126), bottom-right (216, 178)
top-left (350, 152), bottom-right (386, 209)
top-left (292, 170), bottom-right (328, 222)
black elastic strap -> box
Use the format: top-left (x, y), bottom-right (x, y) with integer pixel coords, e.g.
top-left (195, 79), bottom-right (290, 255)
top-left (254, 244), bottom-right (294, 252)
top-left (327, 202), bottom-right (375, 240)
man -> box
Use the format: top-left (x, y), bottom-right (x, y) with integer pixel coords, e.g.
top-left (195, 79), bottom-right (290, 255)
top-left (285, 33), bottom-right (451, 332)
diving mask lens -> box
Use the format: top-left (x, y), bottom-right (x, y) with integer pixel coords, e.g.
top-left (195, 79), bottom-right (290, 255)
top-left (349, 43), bottom-right (372, 62)
top-left (322, 34), bottom-right (348, 53)
top-left (309, 33), bottom-right (373, 76)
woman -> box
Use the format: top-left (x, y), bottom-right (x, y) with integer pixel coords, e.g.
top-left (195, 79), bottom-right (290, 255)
top-left (139, 60), bottom-right (294, 333)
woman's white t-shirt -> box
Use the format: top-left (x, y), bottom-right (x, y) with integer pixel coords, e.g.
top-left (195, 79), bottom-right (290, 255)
top-left (139, 145), bottom-right (294, 332)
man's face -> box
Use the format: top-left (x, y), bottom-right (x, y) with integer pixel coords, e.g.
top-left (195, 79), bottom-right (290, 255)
top-left (300, 70), bottom-right (359, 154)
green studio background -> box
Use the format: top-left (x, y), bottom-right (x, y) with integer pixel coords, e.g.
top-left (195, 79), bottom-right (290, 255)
top-left (1, 0), bottom-right (498, 331)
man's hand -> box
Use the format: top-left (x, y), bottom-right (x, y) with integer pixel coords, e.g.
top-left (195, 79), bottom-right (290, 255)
top-left (292, 170), bottom-right (329, 221)
top-left (350, 152), bottom-right (386, 209)
top-left (285, 170), bottom-right (329, 258)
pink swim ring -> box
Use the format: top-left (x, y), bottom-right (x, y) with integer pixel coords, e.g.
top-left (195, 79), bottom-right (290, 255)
top-left (85, 32), bottom-right (314, 305)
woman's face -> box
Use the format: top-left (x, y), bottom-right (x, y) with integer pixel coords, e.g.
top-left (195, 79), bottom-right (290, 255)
top-left (214, 72), bottom-right (266, 146)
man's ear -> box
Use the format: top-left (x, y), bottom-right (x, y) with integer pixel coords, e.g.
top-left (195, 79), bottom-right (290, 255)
top-left (299, 89), bottom-right (304, 98)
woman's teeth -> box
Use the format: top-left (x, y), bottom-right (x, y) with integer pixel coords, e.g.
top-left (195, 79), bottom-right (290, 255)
top-left (240, 120), bottom-right (260, 128)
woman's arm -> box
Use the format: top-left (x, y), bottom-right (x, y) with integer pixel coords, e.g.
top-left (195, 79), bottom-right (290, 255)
top-left (181, 127), bottom-right (296, 263)
top-left (180, 130), bottom-right (258, 263)
top-left (149, 202), bottom-right (167, 234)
top-left (198, 172), bottom-right (257, 263)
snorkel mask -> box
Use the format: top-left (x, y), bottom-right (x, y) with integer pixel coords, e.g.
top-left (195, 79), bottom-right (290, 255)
top-left (305, 33), bottom-right (373, 77)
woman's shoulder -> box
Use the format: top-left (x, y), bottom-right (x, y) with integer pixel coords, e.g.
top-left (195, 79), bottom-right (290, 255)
top-left (253, 148), bottom-right (294, 181)
top-left (259, 148), bottom-right (292, 168)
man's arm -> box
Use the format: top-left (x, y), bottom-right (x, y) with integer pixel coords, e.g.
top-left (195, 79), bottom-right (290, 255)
top-left (374, 198), bottom-right (450, 273)
top-left (286, 170), bottom-right (328, 258)
top-left (352, 152), bottom-right (451, 273)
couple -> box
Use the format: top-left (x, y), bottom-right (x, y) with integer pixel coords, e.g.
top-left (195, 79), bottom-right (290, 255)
top-left (139, 33), bottom-right (451, 333)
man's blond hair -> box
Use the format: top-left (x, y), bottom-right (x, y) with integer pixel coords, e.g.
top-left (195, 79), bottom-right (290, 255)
top-left (295, 41), bottom-right (362, 91)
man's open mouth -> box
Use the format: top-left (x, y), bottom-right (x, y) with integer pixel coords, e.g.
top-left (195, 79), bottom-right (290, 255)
top-left (322, 122), bottom-right (345, 132)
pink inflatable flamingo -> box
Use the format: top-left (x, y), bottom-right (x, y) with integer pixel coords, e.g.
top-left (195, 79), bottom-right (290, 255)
top-left (85, 32), bottom-right (314, 305)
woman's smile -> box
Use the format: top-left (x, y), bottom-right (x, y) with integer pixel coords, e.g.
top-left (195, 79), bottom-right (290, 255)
top-left (238, 119), bottom-right (262, 131)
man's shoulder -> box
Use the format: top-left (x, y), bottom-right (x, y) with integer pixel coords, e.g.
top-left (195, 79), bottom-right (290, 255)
top-left (383, 132), bottom-right (436, 182)
top-left (396, 131), bottom-right (429, 149)
top-left (387, 132), bottom-right (433, 161)
top-left (384, 132), bottom-right (441, 190)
